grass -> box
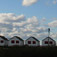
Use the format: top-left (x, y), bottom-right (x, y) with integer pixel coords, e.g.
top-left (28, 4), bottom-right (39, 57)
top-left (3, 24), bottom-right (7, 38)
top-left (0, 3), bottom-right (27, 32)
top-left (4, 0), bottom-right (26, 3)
top-left (0, 46), bottom-right (57, 57)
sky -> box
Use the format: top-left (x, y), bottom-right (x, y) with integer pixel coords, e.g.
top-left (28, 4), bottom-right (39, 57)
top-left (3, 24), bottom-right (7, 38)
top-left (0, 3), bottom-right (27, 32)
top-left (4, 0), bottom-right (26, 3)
top-left (0, 0), bottom-right (57, 44)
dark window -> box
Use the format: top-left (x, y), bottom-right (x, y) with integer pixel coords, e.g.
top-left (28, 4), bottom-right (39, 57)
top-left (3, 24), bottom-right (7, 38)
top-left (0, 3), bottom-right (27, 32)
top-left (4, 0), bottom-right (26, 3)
top-left (11, 40), bottom-right (15, 43)
top-left (50, 41), bottom-right (53, 44)
top-left (33, 41), bottom-right (36, 44)
top-left (28, 41), bottom-right (31, 44)
top-left (45, 41), bottom-right (48, 44)
top-left (1, 40), bottom-right (4, 43)
top-left (16, 41), bottom-right (19, 43)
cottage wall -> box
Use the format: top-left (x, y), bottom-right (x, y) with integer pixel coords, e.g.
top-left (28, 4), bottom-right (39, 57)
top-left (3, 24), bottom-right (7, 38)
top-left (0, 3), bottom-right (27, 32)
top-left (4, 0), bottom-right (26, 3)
top-left (25, 38), bottom-right (40, 46)
top-left (42, 38), bottom-right (56, 46)
top-left (8, 37), bottom-right (24, 46)
top-left (0, 37), bottom-right (8, 46)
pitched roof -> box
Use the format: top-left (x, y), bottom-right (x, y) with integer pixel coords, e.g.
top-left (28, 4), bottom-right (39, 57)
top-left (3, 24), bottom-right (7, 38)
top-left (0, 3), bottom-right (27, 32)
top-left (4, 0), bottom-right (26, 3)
top-left (26, 36), bottom-right (40, 42)
top-left (0, 36), bottom-right (8, 40)
top-left (42, 37), bottom-right (56, 42)
top-left (10, 36), bottom-right (24, 41)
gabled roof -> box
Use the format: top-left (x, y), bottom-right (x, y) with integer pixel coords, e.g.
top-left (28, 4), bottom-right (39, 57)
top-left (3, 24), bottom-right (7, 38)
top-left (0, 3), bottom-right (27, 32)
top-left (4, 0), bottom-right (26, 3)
top-left (0, 36), bottom-right (8, 40)
top-left (26, 36), bottom-right (40, 42)
top-left (10, 36), bottom-right (24, 41)
top-left (42, 37), bottom-right (56, 42)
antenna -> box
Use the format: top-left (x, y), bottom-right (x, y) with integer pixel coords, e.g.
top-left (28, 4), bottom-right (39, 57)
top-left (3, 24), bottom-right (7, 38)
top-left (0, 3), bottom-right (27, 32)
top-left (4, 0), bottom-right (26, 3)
top-left (48, 28), bottom-right (50, 46)
top-left (48, 28), bottom-right (50, 37)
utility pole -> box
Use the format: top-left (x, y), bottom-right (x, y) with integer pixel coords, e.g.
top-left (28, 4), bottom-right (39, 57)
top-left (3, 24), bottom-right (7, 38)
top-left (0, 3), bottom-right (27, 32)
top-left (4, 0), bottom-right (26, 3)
top-left (48, 28), bottom-right (50, 46)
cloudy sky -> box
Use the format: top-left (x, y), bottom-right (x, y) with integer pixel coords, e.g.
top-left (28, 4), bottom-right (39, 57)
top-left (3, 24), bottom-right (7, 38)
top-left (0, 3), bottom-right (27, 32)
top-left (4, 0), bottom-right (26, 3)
top-left (0, 0), bottom-right (57, 43)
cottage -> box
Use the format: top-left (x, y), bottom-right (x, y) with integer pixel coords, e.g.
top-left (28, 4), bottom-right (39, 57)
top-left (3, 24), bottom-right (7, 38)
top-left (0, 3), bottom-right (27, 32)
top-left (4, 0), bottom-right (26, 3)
top-left (0, 36), bottom-right (8, 46)
top-left (8, 36), bottom-right (24, 46)
top-left (25, 36), bottom-right (40, 46)
top-left (42, 37), bottom-right (56, 46)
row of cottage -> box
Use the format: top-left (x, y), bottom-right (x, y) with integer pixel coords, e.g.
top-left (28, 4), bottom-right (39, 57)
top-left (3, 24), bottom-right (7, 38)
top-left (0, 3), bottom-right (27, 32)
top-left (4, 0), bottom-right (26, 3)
top-left (0, 35), bottom-right (56, 46)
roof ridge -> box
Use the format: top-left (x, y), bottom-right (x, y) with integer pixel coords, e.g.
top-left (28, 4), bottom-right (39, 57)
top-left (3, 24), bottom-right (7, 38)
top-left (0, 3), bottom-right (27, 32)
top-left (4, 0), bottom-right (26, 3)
top-left (0, 36), bottom-right (8, 40)
top-left (11, 36), bottom-right (24, 41)
top-left (42, 37), bottom-right (55, 41)
top-left (26, 36), bottom-right (39, 42)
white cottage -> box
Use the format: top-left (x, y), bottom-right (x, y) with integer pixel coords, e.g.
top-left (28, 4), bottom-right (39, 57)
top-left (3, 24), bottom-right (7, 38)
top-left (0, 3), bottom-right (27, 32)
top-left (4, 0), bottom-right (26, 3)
top-left (25, 36), bottom-right (40, 46)
top-left (42, 37), bottom-right (56, 46)
top-left (8, 36), bottom-right (24, 46)
top-left (0, 36), bottom-right (8, 46)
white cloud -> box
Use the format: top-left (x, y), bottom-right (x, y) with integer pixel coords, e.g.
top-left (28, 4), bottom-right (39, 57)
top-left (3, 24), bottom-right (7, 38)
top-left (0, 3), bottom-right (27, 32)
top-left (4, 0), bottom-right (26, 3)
top-left (0, 13), bottom-right (52, 40)
top-left (13, 16), bottom-right (39, 27)
top-left (46, 0), bottom-right (57, 6)
top-left (48, 20), bottom-right (57, 27)
top-left (27, 16), bottom-right (38, 23)
top-left (0, 13), bottom-right (25, 37)
top-left (53, 17), bottom-right (57, 20)
top-left (53, 0), bottom-right (57, 4)
top-left (22, 0), bottom-right (38, 6)
top-left (0, 13), bottom-right (25, 23)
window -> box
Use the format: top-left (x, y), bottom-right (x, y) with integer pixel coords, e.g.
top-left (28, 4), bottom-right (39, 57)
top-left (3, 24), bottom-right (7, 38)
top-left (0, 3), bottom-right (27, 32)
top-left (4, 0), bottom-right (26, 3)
top-left (50, 41), bottom-right (53, 44)
top-left (45, 41), bottom-right (48, 44)
top-left (1, 40), bottom-right (4, 43)
top-left (11, 40), bottom-right (15, 43)
top-left (16, 41), bottom-right (19, 43)
top-left (28, 41), bottom-right (31, 44)
top-left (33, 41), bottom-right (36, 44)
